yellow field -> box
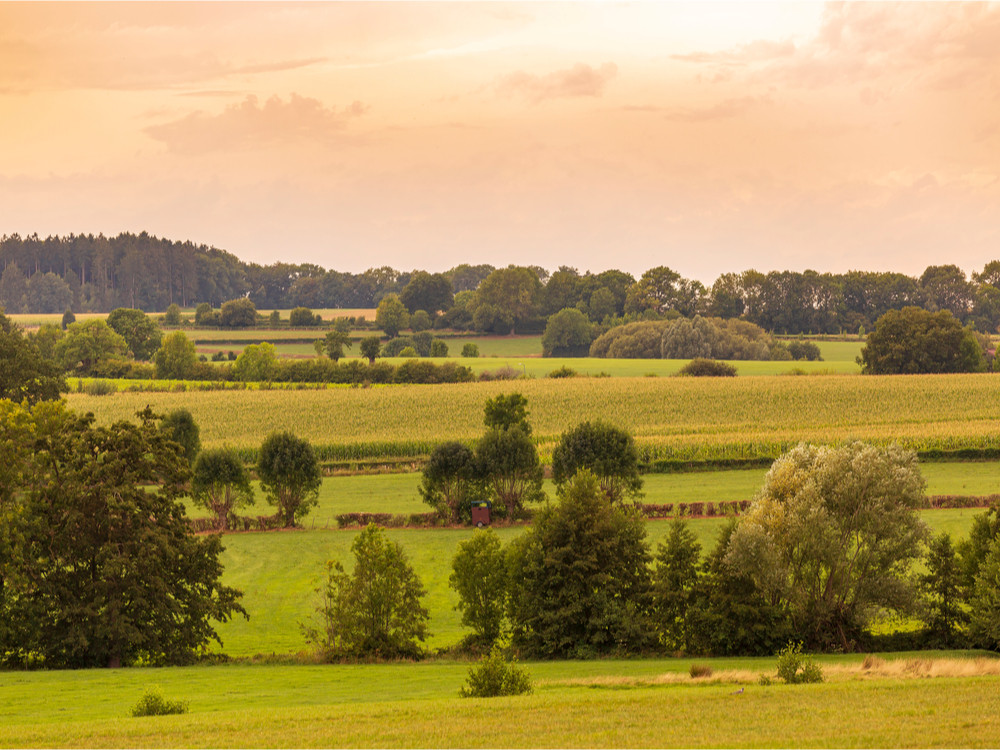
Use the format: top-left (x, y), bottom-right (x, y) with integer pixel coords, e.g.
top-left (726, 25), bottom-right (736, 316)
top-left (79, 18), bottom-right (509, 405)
top-left (67, 372), bottom-right (1000, 462)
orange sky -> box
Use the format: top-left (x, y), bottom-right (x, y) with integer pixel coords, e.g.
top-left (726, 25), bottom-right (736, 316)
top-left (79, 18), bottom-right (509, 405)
top-left (1, 1), bottom-right (998, 281)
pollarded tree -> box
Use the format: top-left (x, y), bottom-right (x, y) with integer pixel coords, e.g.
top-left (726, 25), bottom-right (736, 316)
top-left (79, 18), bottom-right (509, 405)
top-left (551, 420), bottom-right (642, 503)
top-left (305, 523), bottom-right (429, 660)
top-left (859, 306), bottom-right (986, 374)
top-left (0, 403), bottom-right (246, 668)
top-left (257, 431), bottom-right (322, 527)
top-left (0, 312), bottom-right (65, 404)
top-left (191, 448), bottom-right (255, 531)
top-left (450, 529), bottom-right (509, 647)
top-left (419, 441), bottom-right (481, 523)
top-left (476, 426), bottom-right (544, 520)
top-left (506, 470), bottom-right (655, 657)
top-left (726, 442), bottom-right (929, 651)
top-left (107, 307), bottom-right (163, 361)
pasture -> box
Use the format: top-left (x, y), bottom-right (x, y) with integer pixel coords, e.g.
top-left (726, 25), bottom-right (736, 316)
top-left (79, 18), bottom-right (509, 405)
top-left (2, 654), bottom-right (999, 747)
top-left (68, 372), bottom-right (1000, 463)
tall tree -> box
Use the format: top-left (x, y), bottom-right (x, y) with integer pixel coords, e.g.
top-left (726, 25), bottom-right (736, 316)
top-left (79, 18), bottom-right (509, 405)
top-left (257, 432), bottom-right (322, 527)
top-left (0, 312), bottom-right (65, 404)
top-left (107, 307), bottom-right (163, 361)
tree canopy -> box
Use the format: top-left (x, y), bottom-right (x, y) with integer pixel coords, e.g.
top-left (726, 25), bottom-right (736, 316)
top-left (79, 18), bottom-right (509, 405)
top-left (859, 306), bottom-right (986, 374)
top-left (0, 312), bottom-right (65, 404)
top-left (0, 402), bottom-right (246, 668)
top-left (257, 431), bottom-right (322, 527)
top-left (551, 421), bottom-right (643, 503)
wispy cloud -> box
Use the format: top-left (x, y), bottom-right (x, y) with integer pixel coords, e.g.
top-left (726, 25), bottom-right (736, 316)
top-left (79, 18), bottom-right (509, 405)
top-left (496, 62), bottom-right (618, 103)
top-left (144, 94), bottom-right (368, 155)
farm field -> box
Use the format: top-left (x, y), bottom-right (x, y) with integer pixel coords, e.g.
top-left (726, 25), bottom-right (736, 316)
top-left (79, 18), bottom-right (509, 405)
top-left (206, 508), bottom-right (980, 657)
top-left (68, 373), bottom-right (1000, 463)
top-left (181, 462), bottom-right (1000, 523)
top-left (1, 654), bottom-right (999, 747)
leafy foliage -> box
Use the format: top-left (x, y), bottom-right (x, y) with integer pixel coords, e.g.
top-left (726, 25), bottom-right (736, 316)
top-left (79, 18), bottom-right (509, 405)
top-left (0, 403), bottom-right (246, 668)
top-left (191, 447), bottom-right (255, 531)
top-left (652, 519), bottom-right (701, 651)
top-left (0, 311), bottom-right (65, 404)
top-left (419, 441), bottom-right (481, 523)
top-left (130, 690), bottom-right (189, 717)
top-left (860, 306), bottom-right (986, 374)
top-left (507, 470), bottom-right (655, 657)
top-left (219, 298), bottom-right (257, 328)
top-left (376, 294), bottom-right (409, 338)
top-left (107, 308), bottom-right (162, 361)
top-left (159, 407), bottom-right (201, 465)
top-left (459, 640), bottom-right (532, 698)
top-left (726, 442), bottom-right (929, 650)
top-left (257, 431), bottom-right (322, 527)
top-left (920, 532), bottom-right (969, 646)
top-left (483, 392), bottom-right (531, 434)
top-left (677, 358), bottom-right (737, 377)
top-left (551, 420), bottom-right (642, 503)
top-left (154, 331), bottom-right (198, 379)
top-left (476, 427), bottom-right (544, 520)
top-left (776, 642), bottom-right (824, 684)
top-left (54, 319), bottom-right (129, 374)
top-left (305, 524), bottom-right (429, 660)
top-left (542, 307), bottom-right (592, 357)
top-left (450, 530), bottom-right (508, 647)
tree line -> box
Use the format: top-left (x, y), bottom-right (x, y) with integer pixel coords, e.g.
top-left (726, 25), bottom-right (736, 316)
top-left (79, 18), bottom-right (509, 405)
top-left (4, 232), bottom-right (1000, 336)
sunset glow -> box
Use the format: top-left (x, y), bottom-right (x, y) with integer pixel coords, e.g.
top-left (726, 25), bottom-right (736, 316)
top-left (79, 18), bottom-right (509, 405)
top-left (1, 1), bottom-right (998, 280)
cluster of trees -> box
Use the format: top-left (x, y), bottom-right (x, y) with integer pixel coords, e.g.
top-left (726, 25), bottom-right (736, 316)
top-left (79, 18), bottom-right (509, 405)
top-left (0, 400), bottom-right (246, 668)
top-left (321, 440), bottom-right (1000, 661)
top-left (419, 394), bottom-right (642, 524)
top-left (8, 233), bottom-right (1000, 339)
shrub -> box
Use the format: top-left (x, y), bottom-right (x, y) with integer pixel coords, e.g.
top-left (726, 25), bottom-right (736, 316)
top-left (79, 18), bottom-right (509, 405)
top-left (130, 689), bottom-right (189, 717)
top-left (776, 642), bottom-right (824, 684)
top-left (399, 346), bottom-right (418, 358)
top-left (461, 343), bottom-right (480, 358)
top-left (689, 663), bottom-right (713, 678)
top-left (548, 365), bottom-right (577, 378)
top-left (459, 641), bottom-right (532, 698)
top-left (83, 379), bottom-right (117, 396)
top-left (430, 339), bottom-right (449, 357)
top-left (677, 358), bottom-right (737, 377)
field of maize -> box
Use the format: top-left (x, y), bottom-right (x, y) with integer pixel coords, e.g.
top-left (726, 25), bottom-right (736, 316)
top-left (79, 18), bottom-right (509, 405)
top-left (68, 372), bottom-right (1000, 465)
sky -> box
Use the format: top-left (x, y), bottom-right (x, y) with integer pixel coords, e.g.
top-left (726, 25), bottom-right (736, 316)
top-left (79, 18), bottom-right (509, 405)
top-left (1, 1), bottom-right (998, 283)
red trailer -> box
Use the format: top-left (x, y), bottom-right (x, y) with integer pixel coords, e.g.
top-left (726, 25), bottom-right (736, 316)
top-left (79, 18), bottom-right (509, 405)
top-left (471, 500), bottom-right (492, 528)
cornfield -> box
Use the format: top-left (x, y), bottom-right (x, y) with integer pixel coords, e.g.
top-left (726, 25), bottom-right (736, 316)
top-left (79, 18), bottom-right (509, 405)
top-left (67, 373), bottom-right (1000, 464)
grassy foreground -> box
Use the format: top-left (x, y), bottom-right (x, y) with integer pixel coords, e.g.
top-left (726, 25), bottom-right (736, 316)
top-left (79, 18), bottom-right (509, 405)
top-left (1, 655), bottom-right (998, 748)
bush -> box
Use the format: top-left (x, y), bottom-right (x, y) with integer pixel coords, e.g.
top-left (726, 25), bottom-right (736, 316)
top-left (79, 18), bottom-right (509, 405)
top-left (547, 365), bottom-right (577, 378)
top-left (677, 358), bottom-right (737, 377)
top-left (130, 689), bottom-right (188, 717)
top-left (787, 340), bottom-right (822, 361)
top-left (399, 346), bottom-right (418, 358)
top-left (289, 307), bottom-right (318, 327)
top-left (461, 343), bottom-right (480, 358)
top-left (776, 642), bottom-right (824, 684)
top-left (459, 641), bottom-right (532, 698)
top-left (689, 663), bottom-right (713, 678)
top-left (430, 339), bottom-right (449, 358)
top-left (83, 379), bottom-right (117, 396)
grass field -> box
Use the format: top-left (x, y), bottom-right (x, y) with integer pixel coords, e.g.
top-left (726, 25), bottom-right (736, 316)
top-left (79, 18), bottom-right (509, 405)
top-left (203, 507), bottom-right (980, 657)
top-left (67, 373), bottom-right (1000, 463)
top-left (2, 654), bottom-right (998, 747)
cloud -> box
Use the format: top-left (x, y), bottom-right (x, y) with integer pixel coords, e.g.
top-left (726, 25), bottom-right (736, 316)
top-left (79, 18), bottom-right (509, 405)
top-left (496, 62), bottom-right (618, 103)
top-left (144, 94), bottom-right (368, 155)
top-left (672, 39), bottom-right (796, 66)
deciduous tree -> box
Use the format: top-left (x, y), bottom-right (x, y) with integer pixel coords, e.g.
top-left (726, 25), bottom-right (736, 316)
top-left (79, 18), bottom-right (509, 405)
top-left (551, 420), bottom-right (642, 503)
top-left (191, 447), bottom-right (254, 530)
top-left (257, 431), bottom-right (321, 527)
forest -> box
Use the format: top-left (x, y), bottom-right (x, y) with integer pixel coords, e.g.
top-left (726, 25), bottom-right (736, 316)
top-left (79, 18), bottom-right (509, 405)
top-left (3, 232), bottom-right (1000, 336)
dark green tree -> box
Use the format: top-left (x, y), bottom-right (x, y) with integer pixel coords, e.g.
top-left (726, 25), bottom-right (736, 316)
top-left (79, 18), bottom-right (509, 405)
top-left (541, 307), bottom-right (592, 357)
top-left (190, 447), bottom-right (255, 531)
top-left (419, 441), bottom-right (481, 523)
top-left (651, 518), bottom-right (701, 651)
top-left (289, 306), bottom-right (319, 326)
top-left (107, 307), bottom-right (163, 361)
top-left (305, 524), bottom-right (429, 660)
top-left (359, 335), bottom-right (381, 364)
top-left (0, 312), bottom-right (65, 404)
top-left (400, 271), bottom-right (453, 314)
top-left (219, 298), bottom-right (257, 328)
top-left (921, 532), bottom-right (969, 647)
top-left (0, 403), bottom-right (246, 668)
top-left (968, 536), bottom-right (1000, 649)
top-left (163, 303), bottom-right (182, 326)
top-left (474, 266), bottom-right (543, 334)
top-left (506, 470), bottom-right (655, 657)
top-left (61, 309), bottom-right (76, 330)
top-left (159, 408), bottom-right (201, 465)
top-left (257, 431), bottom-right (322, 527)
top-left (551, 420), bottom-right (642, 503)
top-left (860, 306), bottom-right (986, 374)
top-left (450, 529), bottom-right (508, 647)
